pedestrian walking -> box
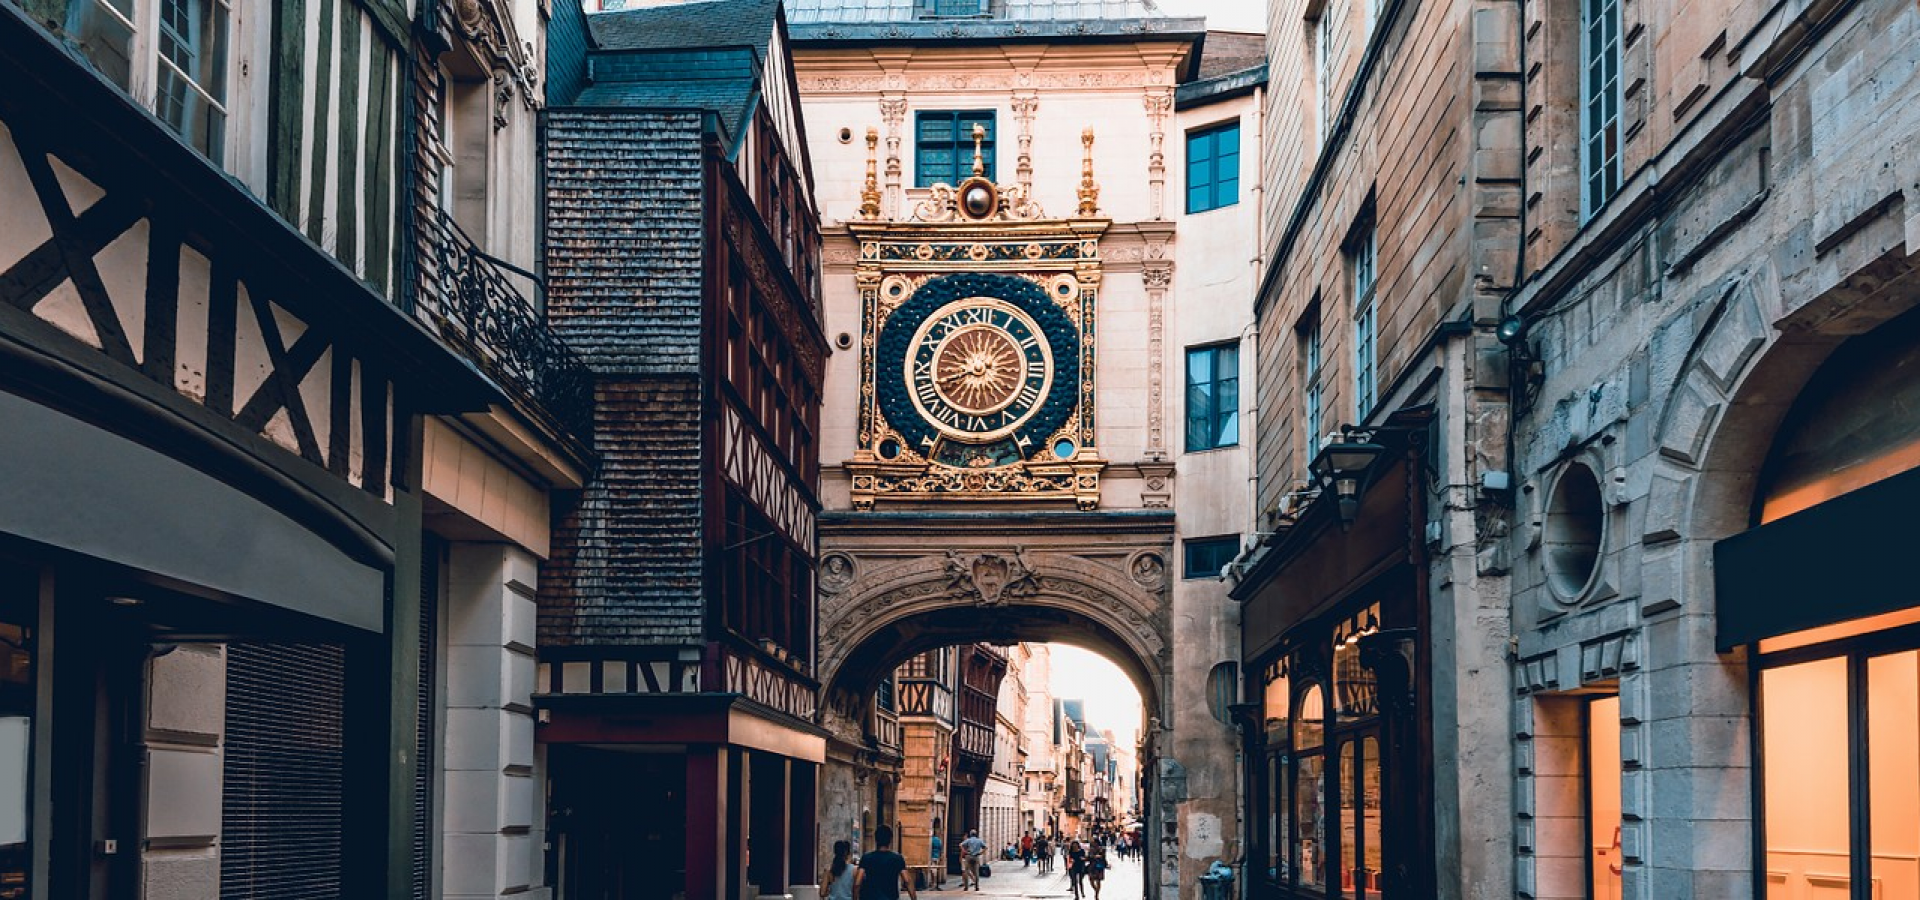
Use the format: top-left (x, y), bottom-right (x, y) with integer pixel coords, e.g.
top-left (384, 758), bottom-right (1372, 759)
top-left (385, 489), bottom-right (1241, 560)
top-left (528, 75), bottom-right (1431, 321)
top-left (822, 840), bottom-right (857, 900)
top-left (1086, 844), bottom-right (1109, 900)
top-left (854, 825), bottom-right (917, 900)
top-left (1034, 834), bottom-right (1051, 874)
top-left (1021, 830), bottom-right (1034, 867)
top-left (958, 829), bottom-right (987, 890)
top-left (1066, 839), bottom-right (1088, 899)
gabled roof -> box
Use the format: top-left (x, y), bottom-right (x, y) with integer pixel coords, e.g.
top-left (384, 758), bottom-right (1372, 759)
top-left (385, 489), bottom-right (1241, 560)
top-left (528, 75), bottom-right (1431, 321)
top-left (558, 0), bottom-right (784, 152)
top-left (590, 0), bottom-right (781, 55)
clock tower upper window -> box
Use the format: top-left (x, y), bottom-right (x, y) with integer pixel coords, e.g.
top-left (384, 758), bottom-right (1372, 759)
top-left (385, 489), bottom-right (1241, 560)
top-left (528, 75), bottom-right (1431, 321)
top-left (916, 111), bottom-right (996, 187)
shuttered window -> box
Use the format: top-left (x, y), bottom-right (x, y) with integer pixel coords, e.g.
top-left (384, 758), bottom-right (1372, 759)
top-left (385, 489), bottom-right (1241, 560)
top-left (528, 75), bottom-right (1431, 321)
top-left (915, 111), bottom-right (995, 187)
top-left (221, 643), bottom-right (347, 900)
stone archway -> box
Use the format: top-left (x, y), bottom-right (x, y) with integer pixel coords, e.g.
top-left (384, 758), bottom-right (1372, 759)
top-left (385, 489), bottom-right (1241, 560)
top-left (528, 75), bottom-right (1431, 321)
top-left (818, 548), bottom-right (1171, 703)
top-left (812, 510), bottom-right (1180, 897)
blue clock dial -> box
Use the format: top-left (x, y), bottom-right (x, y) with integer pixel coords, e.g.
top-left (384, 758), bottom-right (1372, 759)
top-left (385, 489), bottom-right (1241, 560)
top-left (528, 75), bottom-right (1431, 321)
top-left (874, 273), bottom-right (1081, 462)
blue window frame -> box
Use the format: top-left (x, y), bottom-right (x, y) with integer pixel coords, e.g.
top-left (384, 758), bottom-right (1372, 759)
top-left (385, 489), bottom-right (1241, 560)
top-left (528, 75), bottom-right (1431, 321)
top-left (1186, 120), bottom-right (1241, 214)
top-left (1186, 342), bottom-right (1241, 452)
top-left (916, 110), bottom-right (995, 187)
top-left (1582, 0), bottom-right (1622, 216)
top-left (1184, 536), bottom-right (1241, 580)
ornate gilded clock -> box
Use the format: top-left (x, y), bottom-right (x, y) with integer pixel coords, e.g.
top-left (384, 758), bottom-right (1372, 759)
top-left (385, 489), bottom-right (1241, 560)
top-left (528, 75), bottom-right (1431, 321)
top-left (875, 273), bottom-right (1079, 469)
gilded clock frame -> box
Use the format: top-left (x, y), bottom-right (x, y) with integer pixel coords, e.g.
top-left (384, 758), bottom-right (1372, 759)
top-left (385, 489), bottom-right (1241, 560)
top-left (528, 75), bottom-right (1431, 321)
top-left (848, 218), bottom-right (1108, 509)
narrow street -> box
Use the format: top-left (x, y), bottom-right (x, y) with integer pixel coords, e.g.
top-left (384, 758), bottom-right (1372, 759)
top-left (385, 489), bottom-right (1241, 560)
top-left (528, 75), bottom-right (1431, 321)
top-left (943, 852), bottom-right (1147, 900)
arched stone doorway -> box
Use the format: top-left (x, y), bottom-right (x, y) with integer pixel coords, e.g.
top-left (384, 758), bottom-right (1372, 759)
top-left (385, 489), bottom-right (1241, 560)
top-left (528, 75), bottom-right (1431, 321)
top-left (813, 510), bottom-right (1183, 897)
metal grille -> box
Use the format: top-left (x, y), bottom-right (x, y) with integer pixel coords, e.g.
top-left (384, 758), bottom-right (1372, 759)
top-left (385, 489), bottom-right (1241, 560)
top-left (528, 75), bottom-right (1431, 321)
top-left (220, 643), bottom-right (347, 899)
top-left (412, 539), bottom-right (441, 899)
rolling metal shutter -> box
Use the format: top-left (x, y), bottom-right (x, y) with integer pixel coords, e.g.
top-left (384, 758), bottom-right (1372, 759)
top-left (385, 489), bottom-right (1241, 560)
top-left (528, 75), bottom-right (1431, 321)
top-left (220, 642), bottom-right (347, 899)
top-left (413, 537), bottom-right (442, 899)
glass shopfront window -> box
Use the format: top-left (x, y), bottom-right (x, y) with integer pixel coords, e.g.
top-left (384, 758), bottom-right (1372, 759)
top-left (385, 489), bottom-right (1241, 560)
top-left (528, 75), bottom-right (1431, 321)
top-left (1256, 599), bottom-right (1399, 898)
top-left (1295, 685), bottom-right (1327, 892)
top-left (1759, 644), bottom-right (1920, 900)
top-left (1761, 657), bottom-right (1850, 890)
top-left (1264, 666), bottom-right (1291, 883)
top-left (0, 563), bottom-right (34, 899)
top-left (1867, 652), bottom-right (1918, 897)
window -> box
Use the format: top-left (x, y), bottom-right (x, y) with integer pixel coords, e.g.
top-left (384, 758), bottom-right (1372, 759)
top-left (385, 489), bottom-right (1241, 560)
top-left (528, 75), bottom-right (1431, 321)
top-left (1348, 219), bottom-right (1378, 419)
top-left (1183, 536), bottom-right (1241, 580)
top-left (915, 111), bottom-right (995, 187)
top-left (1316, 13), bottom-right (1335, 143)
top-left (1298, 305), bottom-right (1325, 455)
top-left (52, 0), bottom-right (231, 161)
top-left (1293, 685), bottom-right (1328, 891)
top-left (1581, 0), bottom-right (1622, 215)
top-left (1185, 121), bottom-right (1241, 214)
top-left (918, 0), bottom-right (990, 16)
top-left (1186, 343), bottom-right (1241, 452)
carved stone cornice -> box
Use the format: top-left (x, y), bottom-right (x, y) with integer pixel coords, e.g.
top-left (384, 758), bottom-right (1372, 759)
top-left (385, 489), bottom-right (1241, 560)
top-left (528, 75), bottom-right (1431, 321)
top-left (449, 0), bottom-right (540, 117)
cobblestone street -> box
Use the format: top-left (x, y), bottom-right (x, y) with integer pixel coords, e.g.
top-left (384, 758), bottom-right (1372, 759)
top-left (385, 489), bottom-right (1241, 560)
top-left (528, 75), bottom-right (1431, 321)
top-left (930, 853), bottom-right (1146, 899)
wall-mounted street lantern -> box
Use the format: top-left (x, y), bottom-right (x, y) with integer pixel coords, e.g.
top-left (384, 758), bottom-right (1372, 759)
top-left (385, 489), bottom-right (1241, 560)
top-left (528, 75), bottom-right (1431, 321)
top-left (1309, 428), bottom-right (1386, 530)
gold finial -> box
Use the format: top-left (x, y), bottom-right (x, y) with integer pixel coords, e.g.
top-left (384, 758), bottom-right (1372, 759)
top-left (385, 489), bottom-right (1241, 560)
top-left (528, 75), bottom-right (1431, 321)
top-left (860, 127), bottom-right (882, 221)
top-left (971, 123), bottom-right (987, 178)
top-left (1077, 127), bottom-right (1101, 217)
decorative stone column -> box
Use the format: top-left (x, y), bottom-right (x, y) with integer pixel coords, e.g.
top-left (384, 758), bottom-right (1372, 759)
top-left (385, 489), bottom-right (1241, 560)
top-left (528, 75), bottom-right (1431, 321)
top-left (879, 95), bottom-right (907, 219)
top-left (1143, 88), bottom-right (1173, 221)
top-left (441, 544), bottom-right (544, 900)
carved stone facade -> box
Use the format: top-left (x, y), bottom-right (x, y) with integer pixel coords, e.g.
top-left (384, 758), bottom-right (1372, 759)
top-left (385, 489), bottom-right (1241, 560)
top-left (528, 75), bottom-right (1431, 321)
top-left (1502, 0), bottom-right (1920, 897)
top-left (791, 8), bottom-right (1263, 897)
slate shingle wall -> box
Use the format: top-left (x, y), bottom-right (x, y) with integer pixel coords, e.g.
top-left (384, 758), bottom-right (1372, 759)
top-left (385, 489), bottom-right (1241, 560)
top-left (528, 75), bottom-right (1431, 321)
top-left (538, 379), bottom-right (707, 647)
top-left (541, 110), bottom-right (712, 648)
top-left (545, 110), bottom-right (707, 376)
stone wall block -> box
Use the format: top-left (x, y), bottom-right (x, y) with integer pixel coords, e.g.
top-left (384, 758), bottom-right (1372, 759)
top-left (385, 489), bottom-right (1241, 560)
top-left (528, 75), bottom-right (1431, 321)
top-left (1619, 767), bottom-right (1647, 822)
top-left (1618, 720), bottom-right (1644, 768)
top-left (1473, 4), bottom-right (1522, 74)
top-left (145, 747), bottom-right (223, 840)
top-left (142, 852), bottom-right (220, 900)
top-left (148, 645), bottom-right (226, 738)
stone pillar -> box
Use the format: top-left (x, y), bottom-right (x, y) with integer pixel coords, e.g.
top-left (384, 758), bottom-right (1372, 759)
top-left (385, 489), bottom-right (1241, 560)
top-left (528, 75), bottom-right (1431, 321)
top-left (142, 644), bottom-right (226, 898)
top-left (441, 543), bottom-right (544, 900)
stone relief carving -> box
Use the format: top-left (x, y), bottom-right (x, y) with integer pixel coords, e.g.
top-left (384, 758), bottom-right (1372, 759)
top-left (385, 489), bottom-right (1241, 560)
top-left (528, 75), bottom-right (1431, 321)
top-left (1127, 550), bottom-right (1166, 590)
top-left (942, 548), bottom-right (1041, 606)
top-left (820, 552), bottom-right (858, 593)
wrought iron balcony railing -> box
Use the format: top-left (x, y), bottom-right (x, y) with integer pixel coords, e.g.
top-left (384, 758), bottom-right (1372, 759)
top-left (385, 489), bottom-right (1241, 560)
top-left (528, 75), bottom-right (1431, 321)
top-left (416, 208), bottom-right (593, 444)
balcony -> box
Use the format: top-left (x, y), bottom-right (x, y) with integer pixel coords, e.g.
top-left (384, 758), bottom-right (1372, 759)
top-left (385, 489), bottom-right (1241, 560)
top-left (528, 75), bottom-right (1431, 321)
top-left (416, 208), bottom-right (594, 445)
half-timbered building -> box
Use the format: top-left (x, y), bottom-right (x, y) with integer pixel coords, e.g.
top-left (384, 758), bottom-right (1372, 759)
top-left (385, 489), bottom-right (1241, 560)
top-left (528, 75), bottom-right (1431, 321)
top-left (0, 0), bottom-right (590, 897)
top-left (538, 1), bottom-right (830, 897)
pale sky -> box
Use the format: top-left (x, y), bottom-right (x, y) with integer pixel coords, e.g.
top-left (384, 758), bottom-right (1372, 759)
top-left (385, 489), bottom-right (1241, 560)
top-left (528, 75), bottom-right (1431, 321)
top-left (1046, 643), bottom-right (1144, 749)
top-left (1153, 0), bottom-right (1265, 33)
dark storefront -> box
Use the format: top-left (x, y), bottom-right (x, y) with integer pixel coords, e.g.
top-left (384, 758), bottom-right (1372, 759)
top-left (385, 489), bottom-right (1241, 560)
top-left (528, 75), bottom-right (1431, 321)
top-left (1234, 421), bottom-right (1434, 899)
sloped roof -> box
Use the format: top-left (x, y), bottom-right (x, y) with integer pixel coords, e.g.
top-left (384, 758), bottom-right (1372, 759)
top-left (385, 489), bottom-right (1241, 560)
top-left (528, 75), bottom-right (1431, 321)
top-left (787, 0), bottom-right (1163, 23)
top-left (590, 0), bottom-right (781, 55)
top-left (565, 0), bottom-right (783, 149)
top-left (1195, 30), bottom-right (1263, 81)
top-left (573, 48), bottom-right (760, 121)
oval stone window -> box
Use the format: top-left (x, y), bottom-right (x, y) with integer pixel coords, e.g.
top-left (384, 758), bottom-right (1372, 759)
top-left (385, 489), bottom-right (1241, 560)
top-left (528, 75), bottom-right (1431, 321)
top-left (1544, 462), bottom-right (1605, 601)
